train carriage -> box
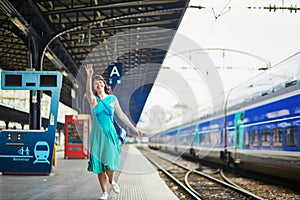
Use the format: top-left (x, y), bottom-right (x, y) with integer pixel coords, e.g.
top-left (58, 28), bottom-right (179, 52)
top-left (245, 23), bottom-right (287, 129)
top-left (149, 52), bottom-right (300, 181)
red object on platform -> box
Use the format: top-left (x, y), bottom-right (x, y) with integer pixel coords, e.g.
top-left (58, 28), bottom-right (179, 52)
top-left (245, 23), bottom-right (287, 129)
top-left (64, 115), bottom-right (90, 159)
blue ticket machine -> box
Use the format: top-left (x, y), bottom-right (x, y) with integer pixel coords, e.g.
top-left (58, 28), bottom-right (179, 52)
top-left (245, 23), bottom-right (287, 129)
top-left (0, 71), bottom-right (62, 175)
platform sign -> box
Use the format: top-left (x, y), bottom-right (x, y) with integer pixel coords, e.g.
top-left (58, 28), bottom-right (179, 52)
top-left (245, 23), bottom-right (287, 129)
top-left (107, 62), bottom-right (122, 86)
top-left (0, 71), bottom-right (62, 175)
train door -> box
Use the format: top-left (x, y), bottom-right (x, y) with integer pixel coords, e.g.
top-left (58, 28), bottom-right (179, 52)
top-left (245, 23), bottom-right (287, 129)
top-left (234, 111), bottom-right (245, 149)
top-left (193, 124), bottom-right (200, 147)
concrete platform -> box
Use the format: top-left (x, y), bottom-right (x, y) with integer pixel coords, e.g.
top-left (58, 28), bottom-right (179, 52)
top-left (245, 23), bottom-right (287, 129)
top-left (0, 144), bottom-right (178, 200)
top-left (112, 145), bottom-right (178, 200)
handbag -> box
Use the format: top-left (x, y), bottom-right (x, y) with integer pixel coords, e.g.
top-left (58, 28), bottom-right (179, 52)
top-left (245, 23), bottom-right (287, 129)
top-left (97, 96), bottom-right (126, 145)
top-left (113, 120), bottom-right (126, 145)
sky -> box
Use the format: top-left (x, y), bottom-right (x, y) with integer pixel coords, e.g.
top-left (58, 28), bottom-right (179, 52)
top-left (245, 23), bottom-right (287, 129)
top-left (180, 0), bottom-right (300, 64)
top-left (138, 0), bottom-right (300, 133)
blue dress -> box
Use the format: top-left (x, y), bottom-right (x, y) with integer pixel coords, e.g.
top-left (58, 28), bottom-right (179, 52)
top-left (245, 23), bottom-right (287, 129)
top-left (87, 95), bottom-right (121, 174)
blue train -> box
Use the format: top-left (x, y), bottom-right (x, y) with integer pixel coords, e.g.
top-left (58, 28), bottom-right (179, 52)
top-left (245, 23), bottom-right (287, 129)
top-left (149, 52), bottom-right (300, 181)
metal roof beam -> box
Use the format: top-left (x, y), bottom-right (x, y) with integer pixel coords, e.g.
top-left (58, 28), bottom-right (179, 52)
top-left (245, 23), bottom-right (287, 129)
top-left (43, 0), bottom-right (180, 15)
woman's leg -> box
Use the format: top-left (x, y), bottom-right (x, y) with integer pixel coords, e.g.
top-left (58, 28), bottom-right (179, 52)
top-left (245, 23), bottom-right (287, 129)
top-left (97, 172), bottom-right (107, 192)
top-left (106, 169), bottom-right (120, 193)
top-left (106, 169), bottom-right (114, 184)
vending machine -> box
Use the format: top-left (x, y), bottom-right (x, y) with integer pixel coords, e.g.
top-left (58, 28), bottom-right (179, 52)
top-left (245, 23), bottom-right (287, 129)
top-left (64, 114), bottom-right (90, 159)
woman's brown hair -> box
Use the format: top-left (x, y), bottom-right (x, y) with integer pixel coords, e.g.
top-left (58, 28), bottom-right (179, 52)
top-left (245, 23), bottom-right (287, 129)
top-left (93, 74), bottom-right (113, 95)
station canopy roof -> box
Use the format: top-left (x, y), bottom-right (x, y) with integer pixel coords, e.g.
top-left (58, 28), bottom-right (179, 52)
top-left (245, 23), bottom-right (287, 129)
top-left (0, 0), bottom-right (189, 124)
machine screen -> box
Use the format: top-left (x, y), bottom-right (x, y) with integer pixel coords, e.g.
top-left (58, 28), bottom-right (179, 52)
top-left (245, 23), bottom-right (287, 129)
top-left (40, 75), bottom-right (57, 87)
top-left (5, 75), bottom-right (22, 86)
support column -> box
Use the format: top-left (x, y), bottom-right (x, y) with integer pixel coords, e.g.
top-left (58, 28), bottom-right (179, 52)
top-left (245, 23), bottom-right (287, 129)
top-left (5, 121), bottom-right (9, 129)
top-left (28, 32), bottom-right (42, 130)
top-left (29, 90), bottom-right (41, 130)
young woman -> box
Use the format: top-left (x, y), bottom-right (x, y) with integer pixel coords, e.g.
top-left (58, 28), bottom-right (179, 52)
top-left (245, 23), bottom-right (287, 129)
top-left (85, 64), bottom-right (141, 199)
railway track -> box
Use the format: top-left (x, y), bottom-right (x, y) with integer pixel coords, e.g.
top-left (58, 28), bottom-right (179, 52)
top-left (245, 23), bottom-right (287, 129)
top-left (139, 147), bottom-right (263, 200)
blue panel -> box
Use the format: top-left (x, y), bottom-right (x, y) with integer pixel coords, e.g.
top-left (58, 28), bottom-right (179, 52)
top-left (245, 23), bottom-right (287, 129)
top-left (0, 130), bottom-right (54, 174)
top-left (129, 83), bottom-right (153, 124)
top-left (244, 94), bottom-right (300, 151)
top-left (0, 71), bottom-right (62, 174)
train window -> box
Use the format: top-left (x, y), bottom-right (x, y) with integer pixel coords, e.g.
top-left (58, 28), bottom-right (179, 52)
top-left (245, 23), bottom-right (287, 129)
top-left (244, 131), bottom-right (250, 146)
top-left (286, 126), bottom-right (297, 147)
top-left (36, 145), bottom-right (48, 151)
top-left (262, 129), bottom-right (271, 147)
top-left (252, 130), bottom-right (260, 146)
top-left (285, 79), bottom-right (297, 88)
top-left (210, 131), bottom-right (220, 146)
top-left (272, 128), bottom-right (283, 147)
top-left (200, 134), bottom-right (210, 146)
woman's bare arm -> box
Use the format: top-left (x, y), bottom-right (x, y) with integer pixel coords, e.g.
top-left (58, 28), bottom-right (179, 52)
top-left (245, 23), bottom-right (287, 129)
top-left (114, 98), bottom-right (141, 136)
top-left (85, 64), bottom-right (97, 108)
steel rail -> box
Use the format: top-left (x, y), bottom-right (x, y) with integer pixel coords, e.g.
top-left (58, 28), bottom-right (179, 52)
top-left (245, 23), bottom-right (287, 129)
top-left (220, 169), bottom-right (245, 190)
top-left (144, 153), bottom-right (203, 200)
top-left (156, 153), bottom-right (264, 200)
top-left (184, 169), bottom-right (202, 198)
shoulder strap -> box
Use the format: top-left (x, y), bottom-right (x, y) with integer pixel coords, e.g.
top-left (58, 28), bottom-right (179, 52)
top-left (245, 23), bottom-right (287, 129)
top-left (96, 96), bottom-right (116, 126)
top-left (96, 96), bottom-right (112, 116)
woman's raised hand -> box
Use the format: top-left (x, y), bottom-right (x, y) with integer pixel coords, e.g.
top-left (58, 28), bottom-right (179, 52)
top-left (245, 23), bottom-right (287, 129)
top-left (135, 129), bottom-right (142, 137)
top-left (85, 64), bottom-right (94, 77)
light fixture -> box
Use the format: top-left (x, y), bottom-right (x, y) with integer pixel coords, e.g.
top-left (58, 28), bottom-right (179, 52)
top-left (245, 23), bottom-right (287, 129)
top-left (88, 26), bottom-right (91, 46)
top-left (71, 88), bottom-right (76, 99)
top-left (10, 16), bottom-right (27, 33)
top-left (45, 51), bottom-right (54, 60)
top-left (73, 82), bottom-right (79, 89)
top-left (61, 70), bottom-right (69, 77)
top-left (44, 49), bottom-right (64, 70)
top-left (97, 11), bottom-right (102, 19)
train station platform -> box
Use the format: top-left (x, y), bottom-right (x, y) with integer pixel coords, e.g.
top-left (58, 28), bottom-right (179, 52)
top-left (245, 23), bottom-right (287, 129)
top-left (0, 144), bottom-right (178, 200)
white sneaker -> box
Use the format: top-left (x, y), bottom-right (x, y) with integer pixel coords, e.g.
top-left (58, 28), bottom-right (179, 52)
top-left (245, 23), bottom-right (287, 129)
top-left (111, 181), bottom-right (120, 194)
top-left (99, 192), bottom-right (108, 200)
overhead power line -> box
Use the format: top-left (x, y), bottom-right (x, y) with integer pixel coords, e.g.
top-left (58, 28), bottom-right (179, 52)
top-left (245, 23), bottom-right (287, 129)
top-left (189, 4), bottom-right (299, 13)
top-left (247, 5), bottom-right (299, 13)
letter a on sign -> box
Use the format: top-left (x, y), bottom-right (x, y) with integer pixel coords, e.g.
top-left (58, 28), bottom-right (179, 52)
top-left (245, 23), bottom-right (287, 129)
top-left (107, 62), bottom-right (122, 86)
top-left (110, 66), bottom-right (120, 77)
